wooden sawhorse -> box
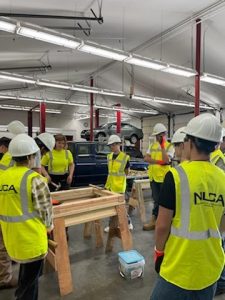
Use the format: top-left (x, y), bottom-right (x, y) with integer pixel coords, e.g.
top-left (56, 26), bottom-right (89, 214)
top-left (46, 187), bottom-right (133, 296)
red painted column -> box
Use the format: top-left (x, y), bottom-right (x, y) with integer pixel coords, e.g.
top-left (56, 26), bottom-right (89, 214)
top-left (90, 78), bottom-right (94, 141)
top-left (95, 109), bottom-right (99, 128)
top-left (195, 18), bottom-right (201, 116)
top-left (40, 102), bottom-right (46, 133)
top-left (28, 110), bottom-right (33, 137)
top-left (116, 103), bottom-right (121, 134)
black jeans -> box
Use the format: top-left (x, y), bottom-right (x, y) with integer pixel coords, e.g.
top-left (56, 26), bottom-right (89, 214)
top-left (15, 259), bottom-right (44, 300)
top-left (49, 174), bottom-right (70, 192)
top-left (151, 181), bottom-right (163, 218)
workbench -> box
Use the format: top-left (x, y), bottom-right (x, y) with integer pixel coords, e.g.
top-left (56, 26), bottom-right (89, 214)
top-left (46, 186), bottom-right (133, 296)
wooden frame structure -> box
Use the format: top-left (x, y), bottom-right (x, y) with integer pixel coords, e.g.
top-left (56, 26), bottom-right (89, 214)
top-left (46, 187), bottom-right (133, 296)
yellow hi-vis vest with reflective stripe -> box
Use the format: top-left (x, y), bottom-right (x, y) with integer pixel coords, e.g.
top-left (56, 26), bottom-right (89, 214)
top-left (0, 152), bottom-right (14, 174)
top-left (0, 166), bottom-right (48, 261)
top-left (160, 161), bottom-right (225, 290)
top-left (210, 149), bottom-right (225, 166)
top-left (48, 149), bottom-right (70, 175)
top-left (105, 151), bottom-right (129, 193)
top-left (148, 141), bottom-right (172, 183)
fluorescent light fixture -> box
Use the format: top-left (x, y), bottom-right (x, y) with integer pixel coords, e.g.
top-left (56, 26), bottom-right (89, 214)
top-left (17, 26), bottom-right (80, 49)
top-left (0, 72), bottom-right (36, 84)
top-left (71, 84), bottom-right (100, 94)
top-left (0, 104), bottom-right (61, 114)
top-left (201, 73), bottom-right (225, 86)
top-left (101, 89), bottom-right (125, 97)
top-left (125, 55), bottom-right (167, 70)
top-left (36, 80), bottom-right (71, 89)
top-left (78, 42), bottom-right (128, 61)
top-left (94, 104), bottom-right (157, 115)
top-left (0, 19), bottom-right (16, 33)
top-left (132, 95), bottom-right (154, 102)
top-left (162, 65), bottom-right (196, 77)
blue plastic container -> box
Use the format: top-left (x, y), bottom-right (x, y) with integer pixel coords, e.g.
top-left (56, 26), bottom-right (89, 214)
top-left (118, 250), bottom-right (145, 279)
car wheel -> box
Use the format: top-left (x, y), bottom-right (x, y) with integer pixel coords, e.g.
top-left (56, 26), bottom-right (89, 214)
top-left (97, 133), bottom-right (106, 142)
top-left (130, 134), bottom-right (138, 144)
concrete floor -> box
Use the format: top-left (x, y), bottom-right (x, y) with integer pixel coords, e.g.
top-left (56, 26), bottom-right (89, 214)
top-left (1, 194), bottom-right (225, 300)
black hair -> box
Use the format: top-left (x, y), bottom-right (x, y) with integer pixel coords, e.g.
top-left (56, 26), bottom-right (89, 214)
top-left (12, 154), bottom-right (36, 163)
top-left (35, 137), bottom-right (49, 151)
top-left (187, 135), bottom-right (217, 155)
top-left (0, 137), bottom-right (11, 148)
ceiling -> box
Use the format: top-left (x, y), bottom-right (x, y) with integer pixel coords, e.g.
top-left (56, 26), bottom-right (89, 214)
top-left (0, 0), bottom-right (225, 119)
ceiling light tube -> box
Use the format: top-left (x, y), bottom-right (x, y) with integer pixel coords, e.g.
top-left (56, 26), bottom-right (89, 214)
top-left (132, 95), bottom-right (154, 101)
top-left (201, 73), bottom-right (225, 86)
top-left (17, 26), bottom-right (80, 49)
top-left (0, 19), bottom-right (16, 33)
top-left (101, 90), bottom-right (125, 97)
top-left (0, 72), bottom-right (36, 84)
top-left (162, 64), bottom-right (196, 77)
top-left (36, 80), bottom-right (71, 89)
top-left (71, 84), bottom-right (100, 94)
top-left (78, 42), bottom-right (128, 61)
top-left (125, 55), bottom-right (167, 70)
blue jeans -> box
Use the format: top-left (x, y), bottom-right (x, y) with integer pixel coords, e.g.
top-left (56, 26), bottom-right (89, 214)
top-left (150, 276), bottom-right (216, 300)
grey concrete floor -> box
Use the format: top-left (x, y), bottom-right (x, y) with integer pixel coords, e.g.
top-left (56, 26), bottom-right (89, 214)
top-left (1, 193), bottom-right (225, 300)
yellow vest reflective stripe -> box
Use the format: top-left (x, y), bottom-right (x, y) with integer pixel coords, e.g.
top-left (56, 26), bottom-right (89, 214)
top-left (160, 162), bottom-right (225, 290)
top-left (0, 167), bottom-right (48, 260)
top-left (210, 149), bottom-right (225, 166)
top-left (148, 141), bottom-right (172, 182)
top-left (48, 150), bottom-right (69, 175)
top-left (105, 152), bottom-right (129, 193)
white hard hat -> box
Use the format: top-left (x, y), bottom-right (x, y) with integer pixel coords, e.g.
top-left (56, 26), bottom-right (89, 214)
top-left (182, 113), bottom-right (222, 143)
top-left (7, 120), bottom-right (26, 135)
top-left (171, 127), bottom-right (186, 144)
top-left (9, 134), bottom-right (39, 157)
top-left (37, 133), bottom-right (55, 151)
top-left (152, 123), bottom-right (167, 136)
top-left (107, 135), bottom-right (121, 145)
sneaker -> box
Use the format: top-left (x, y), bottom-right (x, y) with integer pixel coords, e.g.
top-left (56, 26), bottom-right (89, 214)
top-left (128, 223), bottom-right (134, 231)
top-left (104, 226), bottom-right (110, 233)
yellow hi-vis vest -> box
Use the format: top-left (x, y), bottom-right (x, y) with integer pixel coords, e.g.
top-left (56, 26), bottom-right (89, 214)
top-left (148, 141), bottom-right (172, 183)
top-left (160, 161), bottom-right (225, 290)
top-left (210, 149), bottom-right (225, 166)
top-left (48, 149), bottom-right (70, 175)
top-left (0, 166), bottom-right (48, 261)
top-left (105, 151), bottom-right (129, 193)
top-left (0, 151), bottom-right (14, 174)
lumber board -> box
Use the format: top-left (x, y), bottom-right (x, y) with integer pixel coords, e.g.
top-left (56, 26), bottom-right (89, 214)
top-left (46, 249), bottom-right (57, 271)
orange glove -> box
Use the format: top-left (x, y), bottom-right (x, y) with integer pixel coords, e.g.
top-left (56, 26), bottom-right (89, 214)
top-left (160, 136), bottom-right (166, 149)
top-left (156, 160), bottom-right (165, 165)
top-left (154, 247), bottom-right (164, 273)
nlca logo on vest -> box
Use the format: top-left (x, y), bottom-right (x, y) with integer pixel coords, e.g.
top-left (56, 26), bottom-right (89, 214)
top-left (0, 184), bottom-right (17, 193)
top-left (194, 192), bottom-right (224, 206)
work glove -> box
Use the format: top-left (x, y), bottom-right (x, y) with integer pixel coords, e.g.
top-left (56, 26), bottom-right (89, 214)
top-left (160, 136), bottom-right (166, 149)
top-left (154, 247), bottom-right (164, 273)
top-left (156, 160), bottom-right (165, 165)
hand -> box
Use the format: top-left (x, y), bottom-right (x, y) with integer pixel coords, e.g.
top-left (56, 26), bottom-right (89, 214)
top-left (46, 175), bottom-right (52, 183)
top-left (154, 247), bottom-right (164, 273)
top-left (67, 175), bottom-right (72, 185)
top-left (160, 136), bottom-right (166, 149)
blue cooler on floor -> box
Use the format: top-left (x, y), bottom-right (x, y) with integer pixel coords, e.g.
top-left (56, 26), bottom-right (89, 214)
top-left (118, 250), bottom-right (145, 279)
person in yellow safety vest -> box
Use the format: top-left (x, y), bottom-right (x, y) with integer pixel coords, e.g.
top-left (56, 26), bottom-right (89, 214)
top-left (210, 128), bottom-right (225, 171)
top-left (0, 136), bottom-right (17, 290)
top-left (171, 127), bottom-right (187, 165)
top-left (41, 134), bottom-right (74, 192)
top-left (0, 133), bottom-right (53, 300)
top-left (210, 127), bottom-right (225, 296)
top-left (104, 134), bottom-right (133, 232)
top-left (151, 113), bottom-right (225, 300)
top-left (143, 123), bottom-right (174, 231)
top-left (34, 133), bottom-right (56, 174)
top-left (0, 137), bottom-right (14, 173)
